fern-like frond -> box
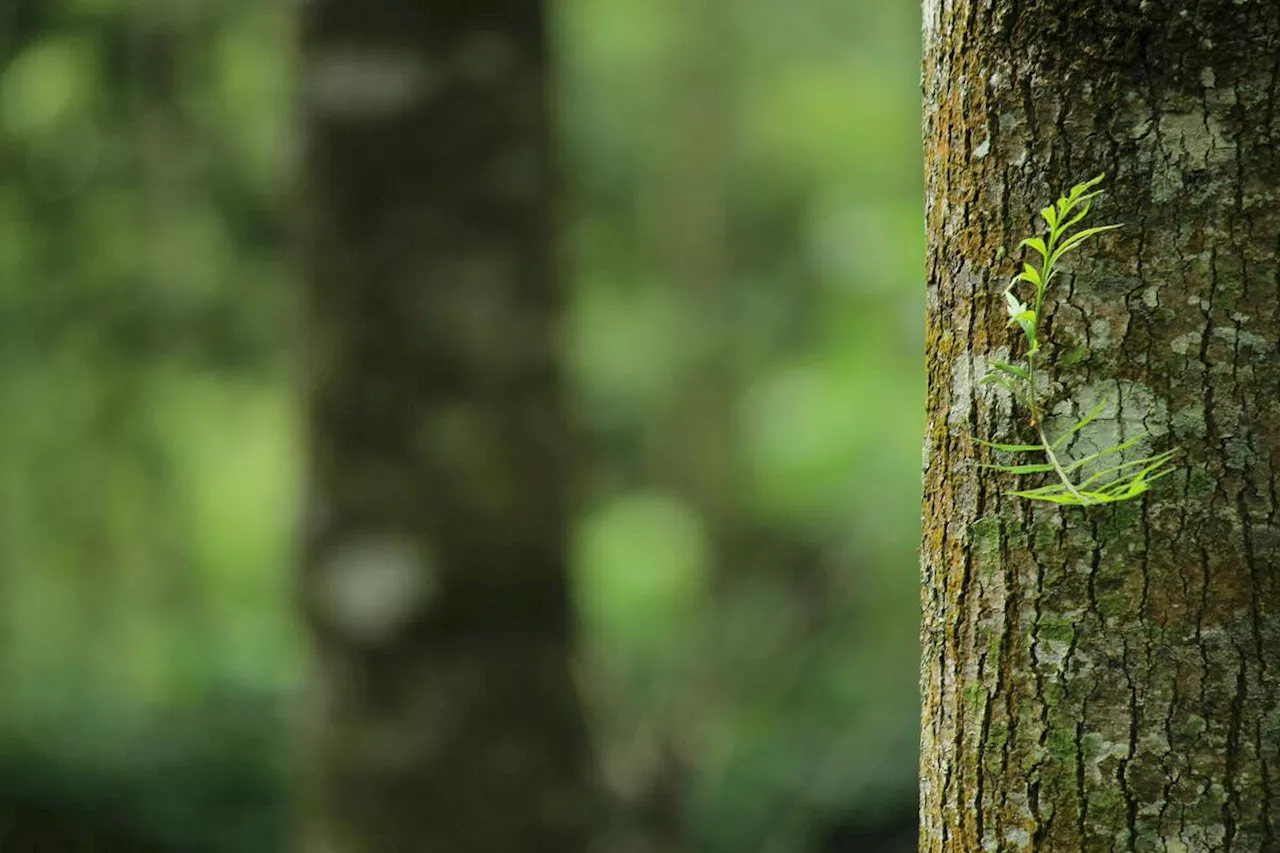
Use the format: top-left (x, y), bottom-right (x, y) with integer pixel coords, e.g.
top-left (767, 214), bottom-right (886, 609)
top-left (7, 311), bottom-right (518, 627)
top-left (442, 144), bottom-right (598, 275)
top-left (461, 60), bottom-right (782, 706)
top-left (975, 175), bottom-right (1180, 507)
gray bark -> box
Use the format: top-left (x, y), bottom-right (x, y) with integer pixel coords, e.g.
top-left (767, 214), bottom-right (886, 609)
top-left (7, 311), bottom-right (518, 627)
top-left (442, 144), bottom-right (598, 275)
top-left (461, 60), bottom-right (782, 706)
top-left (921, 2), bottom-right (1280, 851)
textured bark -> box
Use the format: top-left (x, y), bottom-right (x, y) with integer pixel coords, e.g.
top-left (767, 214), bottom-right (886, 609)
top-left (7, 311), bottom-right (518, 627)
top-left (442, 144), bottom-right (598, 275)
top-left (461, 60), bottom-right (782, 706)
top-left (298, 3), bottom-right (594, 851)
top-left (921, 2), bottom-right (1280, 852)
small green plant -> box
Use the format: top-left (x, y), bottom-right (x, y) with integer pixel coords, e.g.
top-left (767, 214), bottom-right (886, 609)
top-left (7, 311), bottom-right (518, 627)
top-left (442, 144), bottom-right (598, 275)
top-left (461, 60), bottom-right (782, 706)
top-left (978, 174), bottom-right (1179, 506)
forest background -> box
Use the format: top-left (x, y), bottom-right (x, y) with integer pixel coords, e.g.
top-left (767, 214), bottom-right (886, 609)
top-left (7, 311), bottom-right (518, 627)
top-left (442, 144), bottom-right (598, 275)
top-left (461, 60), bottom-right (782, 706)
top-left (0, 1), bottom-right (924, 850)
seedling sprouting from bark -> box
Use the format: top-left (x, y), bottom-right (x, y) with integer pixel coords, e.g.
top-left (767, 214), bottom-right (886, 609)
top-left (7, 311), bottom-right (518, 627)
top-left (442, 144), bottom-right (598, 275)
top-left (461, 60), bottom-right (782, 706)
top-left (978, 174), bottom-right (1179, 506)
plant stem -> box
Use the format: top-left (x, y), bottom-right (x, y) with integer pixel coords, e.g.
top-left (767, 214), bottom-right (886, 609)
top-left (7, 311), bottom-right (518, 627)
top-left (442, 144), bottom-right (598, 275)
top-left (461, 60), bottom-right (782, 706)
top-left (1026, 323), bottom-right (1087, 502)
top-left (1037, 422), bottom-right (1090, 504)
top-left (1027, 352), bottom-right (1039, 426)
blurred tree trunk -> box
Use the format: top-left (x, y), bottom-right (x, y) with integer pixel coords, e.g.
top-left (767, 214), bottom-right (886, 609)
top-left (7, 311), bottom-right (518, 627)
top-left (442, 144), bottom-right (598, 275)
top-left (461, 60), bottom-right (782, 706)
top-left (297, 3), bottom-right (594, 851)
top-left (922, 2), bottom-right (1280, 851)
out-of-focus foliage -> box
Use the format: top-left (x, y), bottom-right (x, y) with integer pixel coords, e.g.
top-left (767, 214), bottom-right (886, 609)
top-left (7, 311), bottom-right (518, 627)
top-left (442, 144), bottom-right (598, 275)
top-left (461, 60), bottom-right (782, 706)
top-left (0, 0), bottom-right (923, 850)
top-left (560, 0), bottom-right (923, 850)
top-left (0, 0), bottom-right (296, 848)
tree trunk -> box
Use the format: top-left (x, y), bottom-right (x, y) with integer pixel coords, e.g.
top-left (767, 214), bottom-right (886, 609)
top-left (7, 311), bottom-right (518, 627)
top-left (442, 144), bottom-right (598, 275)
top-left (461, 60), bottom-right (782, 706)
top-left (297, 4), bottom-right (594, 851)
top-left (921, 3), bottom-right (1280, 852)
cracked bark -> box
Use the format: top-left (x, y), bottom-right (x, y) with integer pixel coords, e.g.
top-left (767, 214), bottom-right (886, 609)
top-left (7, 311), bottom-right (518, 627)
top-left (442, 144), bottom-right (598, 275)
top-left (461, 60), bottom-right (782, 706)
top-left (921, 2), bottom-right (1280, 851)
top-left (297, 3), bottom-right (595, 851)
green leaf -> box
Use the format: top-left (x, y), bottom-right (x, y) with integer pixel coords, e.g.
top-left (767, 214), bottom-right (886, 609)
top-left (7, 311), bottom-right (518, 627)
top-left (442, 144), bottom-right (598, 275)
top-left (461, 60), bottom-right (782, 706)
top-left (975, 438), bottom-right (1041, 452)
top-left (1040, 204), bottom-right (1059, 230)
top-left (1057, 199), bottom-right (1094, 234)
top-left (1004, 288), bottom-right (1025, 317)
top-left (1098, 453), bottom-right (1180, 494)
top-left (1008, 483), bottom-right (1071, 497)
top-left (1011, 310), bottom-right (1037, 343)
top-left (981, 461), bottom-right (1057, 474)
top-left (1019, 262), bottom-right (1043, 286)
top-left (1008, 489), bottom-right (1079, 501)
top-left (1067, 173), bottom-right (1107, 200)
top-left (1078, 490), bottom-right (1134, 505)
top-left (989, 360), bottom-right (1028, 379)
top-left (1075, 450), bottom-right (1180, 490)
top-left (1061, 435), bottom-right (1146, 473)
top-left (1009, 485), bottom-right (1086, 504)
top-left (977, 374), bottom-right (1015, 392)
top-left (1049, 400), bottom-right (1108, 449)
top-left (1012, 485), bottom-right (1125, 506)
top-left (1048, 224), bottom-right (1122, 267)
top-left (1019, 236), bottom-right (1048, 260)
top-left (1057, 191), bottom-right (1102, 222)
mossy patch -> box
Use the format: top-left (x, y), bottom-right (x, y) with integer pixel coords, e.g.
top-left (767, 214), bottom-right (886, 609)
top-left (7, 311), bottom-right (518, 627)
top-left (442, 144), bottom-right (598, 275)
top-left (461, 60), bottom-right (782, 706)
top-left (1263, 709), bottom-right (1280, 754)
top-left (964, 681), bottom-right (988, 713)
top-left (1080, 731), bottom-right (1106, 760)
top-left (1046, 724), bottom-right (1079, 763)
top-left (969, 516), bottom-right (1002, 579)
top-left (1059, 344), bottom-right (1091, 367)
top-left (986, 630), bottom-right (1004, 665)
top-left (1038, 613), bottom-right (1076, 644)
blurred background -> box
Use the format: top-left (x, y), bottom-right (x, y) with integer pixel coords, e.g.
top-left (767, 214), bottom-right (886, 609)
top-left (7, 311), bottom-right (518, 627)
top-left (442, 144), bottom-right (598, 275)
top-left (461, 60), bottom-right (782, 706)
top-left (0, 1), bottom-right (922, 851)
